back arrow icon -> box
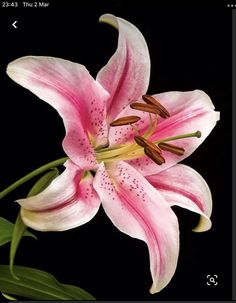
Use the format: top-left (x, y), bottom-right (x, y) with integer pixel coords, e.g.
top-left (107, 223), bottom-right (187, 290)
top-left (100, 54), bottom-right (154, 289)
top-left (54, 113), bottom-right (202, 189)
top-left (12, 21), bottom-right (17, 29)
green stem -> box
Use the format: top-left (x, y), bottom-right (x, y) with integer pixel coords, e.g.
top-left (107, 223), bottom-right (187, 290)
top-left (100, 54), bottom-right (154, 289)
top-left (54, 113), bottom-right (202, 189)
top-left (0, 157), bottom-right (68, 200)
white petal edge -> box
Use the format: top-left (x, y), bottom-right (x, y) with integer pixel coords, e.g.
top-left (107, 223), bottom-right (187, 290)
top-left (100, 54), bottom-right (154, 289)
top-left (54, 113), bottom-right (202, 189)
top-left (17, 160), bottom-right (101, 231)
top-left (146, 164), bottom-right (212, 232)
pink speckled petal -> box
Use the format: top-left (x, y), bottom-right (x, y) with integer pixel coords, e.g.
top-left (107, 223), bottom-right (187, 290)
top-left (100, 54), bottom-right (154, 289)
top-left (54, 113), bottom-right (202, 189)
top-left (17, 160), bottom-right (100, 231)
top-left (7, 56), bottom-right (110, 170)
top-left (93, 161), bottom-right (179, 294)
top-left (97, 14), bottom-right (150, 123)
top-left (108, 98), bottom-right (150, 146)
top-left (146, 164), bottom-right (212, 232)
top-left (127, 90), bottom-right (219, 176)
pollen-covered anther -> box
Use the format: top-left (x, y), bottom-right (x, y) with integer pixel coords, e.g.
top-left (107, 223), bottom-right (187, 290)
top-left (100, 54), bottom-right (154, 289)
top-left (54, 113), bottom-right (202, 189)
top-left (110, 115), bottom-right (141, 127)
top-left (130, 102), bottom-right (161, 115)
top-left (134, 135), bottom-right (161, 153)
top-left (142, 95), bottom-right (170, 118)
top-left (144, 146), bottom-right (165, 165)
top-left (158, 142), bottom-right (185, 156)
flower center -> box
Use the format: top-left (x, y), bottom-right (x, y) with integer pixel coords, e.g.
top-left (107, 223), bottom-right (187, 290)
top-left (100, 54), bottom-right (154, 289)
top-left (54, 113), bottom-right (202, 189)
top-left (95, 95), bottom-right (201, 165)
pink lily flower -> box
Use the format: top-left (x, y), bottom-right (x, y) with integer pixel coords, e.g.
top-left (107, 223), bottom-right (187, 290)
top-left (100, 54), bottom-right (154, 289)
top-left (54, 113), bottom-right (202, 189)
top-left (6, 14), bottom-right (219, 294)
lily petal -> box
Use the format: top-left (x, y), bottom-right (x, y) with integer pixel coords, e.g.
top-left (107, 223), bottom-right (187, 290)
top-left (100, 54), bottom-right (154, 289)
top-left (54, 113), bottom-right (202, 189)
top-left (127, 90), bottom-right (219, 175)
top-left (93, 161), bottom-right (179, 293)
top-left (97, 14), bottom-right (150, 123)
top-left (108, 97), bottom-right (150, 146)
top-left (146, 164), bottom-right (212, 232)
top-left (17, 161), bottom-right (101, 231)
top-left (7, 56), bottom-right (110, 170)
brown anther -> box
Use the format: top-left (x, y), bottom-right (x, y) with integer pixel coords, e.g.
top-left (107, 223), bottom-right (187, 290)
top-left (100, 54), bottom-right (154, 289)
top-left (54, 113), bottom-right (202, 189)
top-left (134, 135), bottom-right (161, 153)
top-left (130, 102), bottom-right (161, 115)
top-left (158, 142), bottom-right (185, 156)
top-left (110, 116), bottom-right (141, 127)
top-left (134, 135), bottom-right (147, 147)
top-left (144, 146), bottom-right (165, 165)
top-left (142, 95), bottom-right (170, 118)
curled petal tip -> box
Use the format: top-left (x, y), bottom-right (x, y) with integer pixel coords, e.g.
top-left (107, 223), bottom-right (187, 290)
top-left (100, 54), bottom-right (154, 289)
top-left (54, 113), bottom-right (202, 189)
top-left (149, 286), bottom-right (156, 295)
top-left (149, 267), bottom-right (179, 294)
top-left (97, 12), bottom-right (150, 123)
top-left (99, 13), bottom-right (118, 28)
top-left (18, 160), bottom-right (101, 231)
top-left (6, 60), bottom-right (16, 76)
top-left (192, 215), bottom-right (212, 232)
top-left (149, 285), bottom-right (160, 295)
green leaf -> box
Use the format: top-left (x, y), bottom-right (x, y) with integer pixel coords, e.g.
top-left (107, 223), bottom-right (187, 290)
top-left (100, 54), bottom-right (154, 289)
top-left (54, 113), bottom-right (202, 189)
top-left (1, 292), bottom-right (17, 300)
top-left (0, 217), bottom-right (35, 247)
top-left (9, 214), bottom-right (29, 280)
top-left (0, 157), bottom-right (68, 200)
top-left (27, 168), bottom-right (60, 197)
top-left (0, 265), bottom-right (95, 300)
top-left (10, 168), bottom-right (60, 278)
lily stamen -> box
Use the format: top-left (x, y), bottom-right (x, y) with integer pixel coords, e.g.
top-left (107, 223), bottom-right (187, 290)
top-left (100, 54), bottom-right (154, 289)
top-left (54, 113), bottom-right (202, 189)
top-left (130, 124), bottom-right (141, 136)
top-left (130, 102), bottom-right (161, 115)
top-left (142, 95), bottom-right (170, 118)
top-left (3, 11), bottom-right (219, 297)
top-left (143, 113), bottom-right (159, 139)
top-left (110, 115), bottom-right (141, 126)
top-left (144, 146), bottom-right (165, 165)
top-left (134, 135), bottom-right (161, 153)
top-left (96, 130), bottom-right (202, 162)
top-left (158, 142), bottom-right (185, 156)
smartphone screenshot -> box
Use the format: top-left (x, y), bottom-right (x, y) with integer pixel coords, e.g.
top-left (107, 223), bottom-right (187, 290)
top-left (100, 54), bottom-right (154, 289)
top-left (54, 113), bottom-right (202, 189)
top-left (0, 1), bottom-right (233, 302)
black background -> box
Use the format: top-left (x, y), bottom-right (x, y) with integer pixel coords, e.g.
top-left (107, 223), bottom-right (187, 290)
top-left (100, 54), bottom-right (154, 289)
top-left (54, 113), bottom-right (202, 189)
top-left (0, 1), bottom-right (232, 301)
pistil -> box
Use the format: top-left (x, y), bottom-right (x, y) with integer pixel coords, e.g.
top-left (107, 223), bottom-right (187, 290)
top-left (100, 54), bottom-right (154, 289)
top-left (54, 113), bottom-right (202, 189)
top-left (96, 131), bottom-right (201, 163)
top-left (154, 131), bottom-right (201, 144)
top-left (96, 97), bottom-right (202, 165)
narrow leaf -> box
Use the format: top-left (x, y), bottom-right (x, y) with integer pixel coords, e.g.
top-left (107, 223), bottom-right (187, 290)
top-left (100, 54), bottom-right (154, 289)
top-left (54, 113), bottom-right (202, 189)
top-left (27, 168), bottom-right (60, 197)
top-left (0, 265), bottom-right (95, 300)
top-left (10, 168), bottom-right (60, 278)
top-left (0, 217), bottom-right (35, 247)
top-left (10, 214), bottom-right (27, 280)
top-left (1, 292), bottom-right (17, 300)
